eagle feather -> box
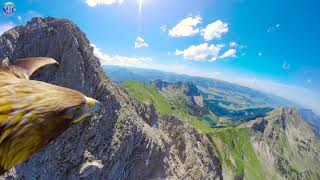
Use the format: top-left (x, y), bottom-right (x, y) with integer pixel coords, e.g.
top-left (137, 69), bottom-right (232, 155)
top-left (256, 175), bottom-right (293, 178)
top-left (0, 57), bottom-right (101, 174)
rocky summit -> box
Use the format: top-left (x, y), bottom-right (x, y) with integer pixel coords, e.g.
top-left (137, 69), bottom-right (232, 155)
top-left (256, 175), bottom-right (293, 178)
top-left (0, 17), bottom-right (222, 180)
top-left (243, 108), bottom-right (320, 179)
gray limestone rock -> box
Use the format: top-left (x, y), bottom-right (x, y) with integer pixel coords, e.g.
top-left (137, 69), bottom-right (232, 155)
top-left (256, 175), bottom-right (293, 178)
top-left (0, 17), bottom-right (222, 180)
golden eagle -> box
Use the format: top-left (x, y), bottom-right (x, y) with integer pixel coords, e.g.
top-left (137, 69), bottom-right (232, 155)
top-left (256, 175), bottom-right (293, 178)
top-left (0, 57), bottom-right (101, 175)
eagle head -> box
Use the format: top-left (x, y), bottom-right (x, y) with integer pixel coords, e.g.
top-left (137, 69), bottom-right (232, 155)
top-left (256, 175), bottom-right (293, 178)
top-left (58, 91), bottom-right (102, 125)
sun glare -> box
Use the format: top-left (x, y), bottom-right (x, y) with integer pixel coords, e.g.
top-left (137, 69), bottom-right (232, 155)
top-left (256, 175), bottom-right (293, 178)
top-left (139, 0), bottom-right (143, 13)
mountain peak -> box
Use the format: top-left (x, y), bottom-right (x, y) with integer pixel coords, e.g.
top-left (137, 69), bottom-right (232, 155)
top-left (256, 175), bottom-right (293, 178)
top-left (152, 79), bottom-right (170, 90)
top-left (0, 17), bottom-right (222, 179)
top-left (152, 79), bottom-right (200, 96)
top-left (182, 81), bottom-right (201, 96)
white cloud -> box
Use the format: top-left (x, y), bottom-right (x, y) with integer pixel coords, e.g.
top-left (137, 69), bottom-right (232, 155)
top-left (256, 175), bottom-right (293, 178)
top-left (134, 36), bottom-right (149, 49)
top-left (160, 25), bottom-right (167, 33)
top-left (17, 16), bottom-right (22, 21)
top-left (92, 43), bottom-right (320, 114)
top-left (229, 41), bottom-right (237, 47)
top-left (282, 61), bottom-right (290, 70)
top-left (220, 49), bottom-right (237, 59)
top-left (85, 0), bottom-right (124, 7)
top-left (230, 42), bottom-right (248, 49)
top-left (169, 16), bottom-right (202, 37)
top-left (267, 23), bottom-right (281, 32)
top-left (175, 43), bottom-right (223, 62)
top-left (92, 44), bottom-right (152, 67)
top-left (104, 55), bottom-right (152, 67)
top-left (0, 23), bottom-right (14, 35)
top-left (91, 44), bottom-right (224, 77)
top-left (201, 20), bottom-right (228, 41)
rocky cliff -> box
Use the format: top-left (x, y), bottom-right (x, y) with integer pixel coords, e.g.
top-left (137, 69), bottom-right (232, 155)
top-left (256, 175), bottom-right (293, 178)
top-left (153, 80), bottom-right (207, 117)
top-left (0, 17), bottom-right (222, 180)
top-left (243, 108), bottom-right (320, 179)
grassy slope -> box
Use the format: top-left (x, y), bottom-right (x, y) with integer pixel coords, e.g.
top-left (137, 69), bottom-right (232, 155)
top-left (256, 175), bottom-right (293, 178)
top-left (123, 81), bottom-right (267, 179)
top-left (122, 81), bottom-right (214, 133)
top-left (209, 128), bottom-right (267, 180)
top-left (123, 80), bottom-right (172, 114)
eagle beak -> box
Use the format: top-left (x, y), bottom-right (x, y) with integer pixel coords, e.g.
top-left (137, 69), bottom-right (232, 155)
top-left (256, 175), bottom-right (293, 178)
top-left (85, 97), bottom-right (102, 114)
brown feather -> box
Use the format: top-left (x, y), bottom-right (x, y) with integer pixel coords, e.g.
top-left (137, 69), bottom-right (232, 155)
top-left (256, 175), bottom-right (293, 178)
top-left (1, 57), bottom-right (58, 79)
top-left (0, 78), bottom-right (87, 170)
top-left (0, 57), bottom-right (91, 171)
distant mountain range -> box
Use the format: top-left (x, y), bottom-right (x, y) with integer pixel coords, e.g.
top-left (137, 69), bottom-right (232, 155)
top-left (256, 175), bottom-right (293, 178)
top-left (104, 65), bottom-right (320, 134)
top-left (103, 65), bottom-right (296, 108)
top-left (299, 109), bottom-right (320, 137)
top-left (119, 77), bottom-right (320, 179)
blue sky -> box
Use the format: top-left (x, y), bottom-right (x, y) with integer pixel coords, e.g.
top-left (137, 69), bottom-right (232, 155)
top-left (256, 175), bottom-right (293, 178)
top-left (0, 0), bottom-right (319, 113)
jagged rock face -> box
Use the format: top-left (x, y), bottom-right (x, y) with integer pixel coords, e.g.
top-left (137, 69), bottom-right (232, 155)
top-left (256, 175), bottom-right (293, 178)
top-left (153, 79), bottom-right (207, 116)
top-left (182, 82), bottom-right (201, 97)
top-left (245, 108), bottom-right (320, 180)
top-left (153, 79), bottom-right (171, 90)
top-left (159, 115), bottom-right (222, 178)
top-left (251, 119), bottom-right (268, 133)
top-left (153, 79), bottom-right (201, 96)
top-left (0, 17), bottom-right (222, 180)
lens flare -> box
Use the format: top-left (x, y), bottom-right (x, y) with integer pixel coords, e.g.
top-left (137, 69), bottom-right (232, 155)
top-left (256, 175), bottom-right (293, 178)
top-left (139, 0), bottom-right (143, 13)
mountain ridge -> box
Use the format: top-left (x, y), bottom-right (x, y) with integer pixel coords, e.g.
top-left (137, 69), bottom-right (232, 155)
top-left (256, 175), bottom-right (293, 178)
top-left (121, 80), bottom-right (320, 179)
top-left (242, 108), bottom-right (320, 179)
top-left (103, 65), bottom-right (298, 109)
top-left (0, 17), bottom-right (222, 180)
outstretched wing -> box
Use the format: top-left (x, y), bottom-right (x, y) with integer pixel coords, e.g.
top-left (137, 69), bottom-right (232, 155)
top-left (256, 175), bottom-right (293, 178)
top-left (7, 57), bottom-right (59, 79)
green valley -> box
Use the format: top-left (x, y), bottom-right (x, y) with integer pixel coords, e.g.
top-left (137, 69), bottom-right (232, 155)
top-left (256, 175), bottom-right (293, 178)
top-left (122, 80), bottom-right (214, 132)
top-left (121, 80), bottom-right (320, 180)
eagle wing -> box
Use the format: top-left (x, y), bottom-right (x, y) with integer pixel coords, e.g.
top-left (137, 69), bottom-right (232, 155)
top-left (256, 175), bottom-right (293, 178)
top-left (2, 57), bottom-right (58, 79)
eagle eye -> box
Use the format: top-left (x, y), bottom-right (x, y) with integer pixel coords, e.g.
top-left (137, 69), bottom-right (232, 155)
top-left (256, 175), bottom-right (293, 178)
top-left (64, 106), bottom-right (83, 119)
